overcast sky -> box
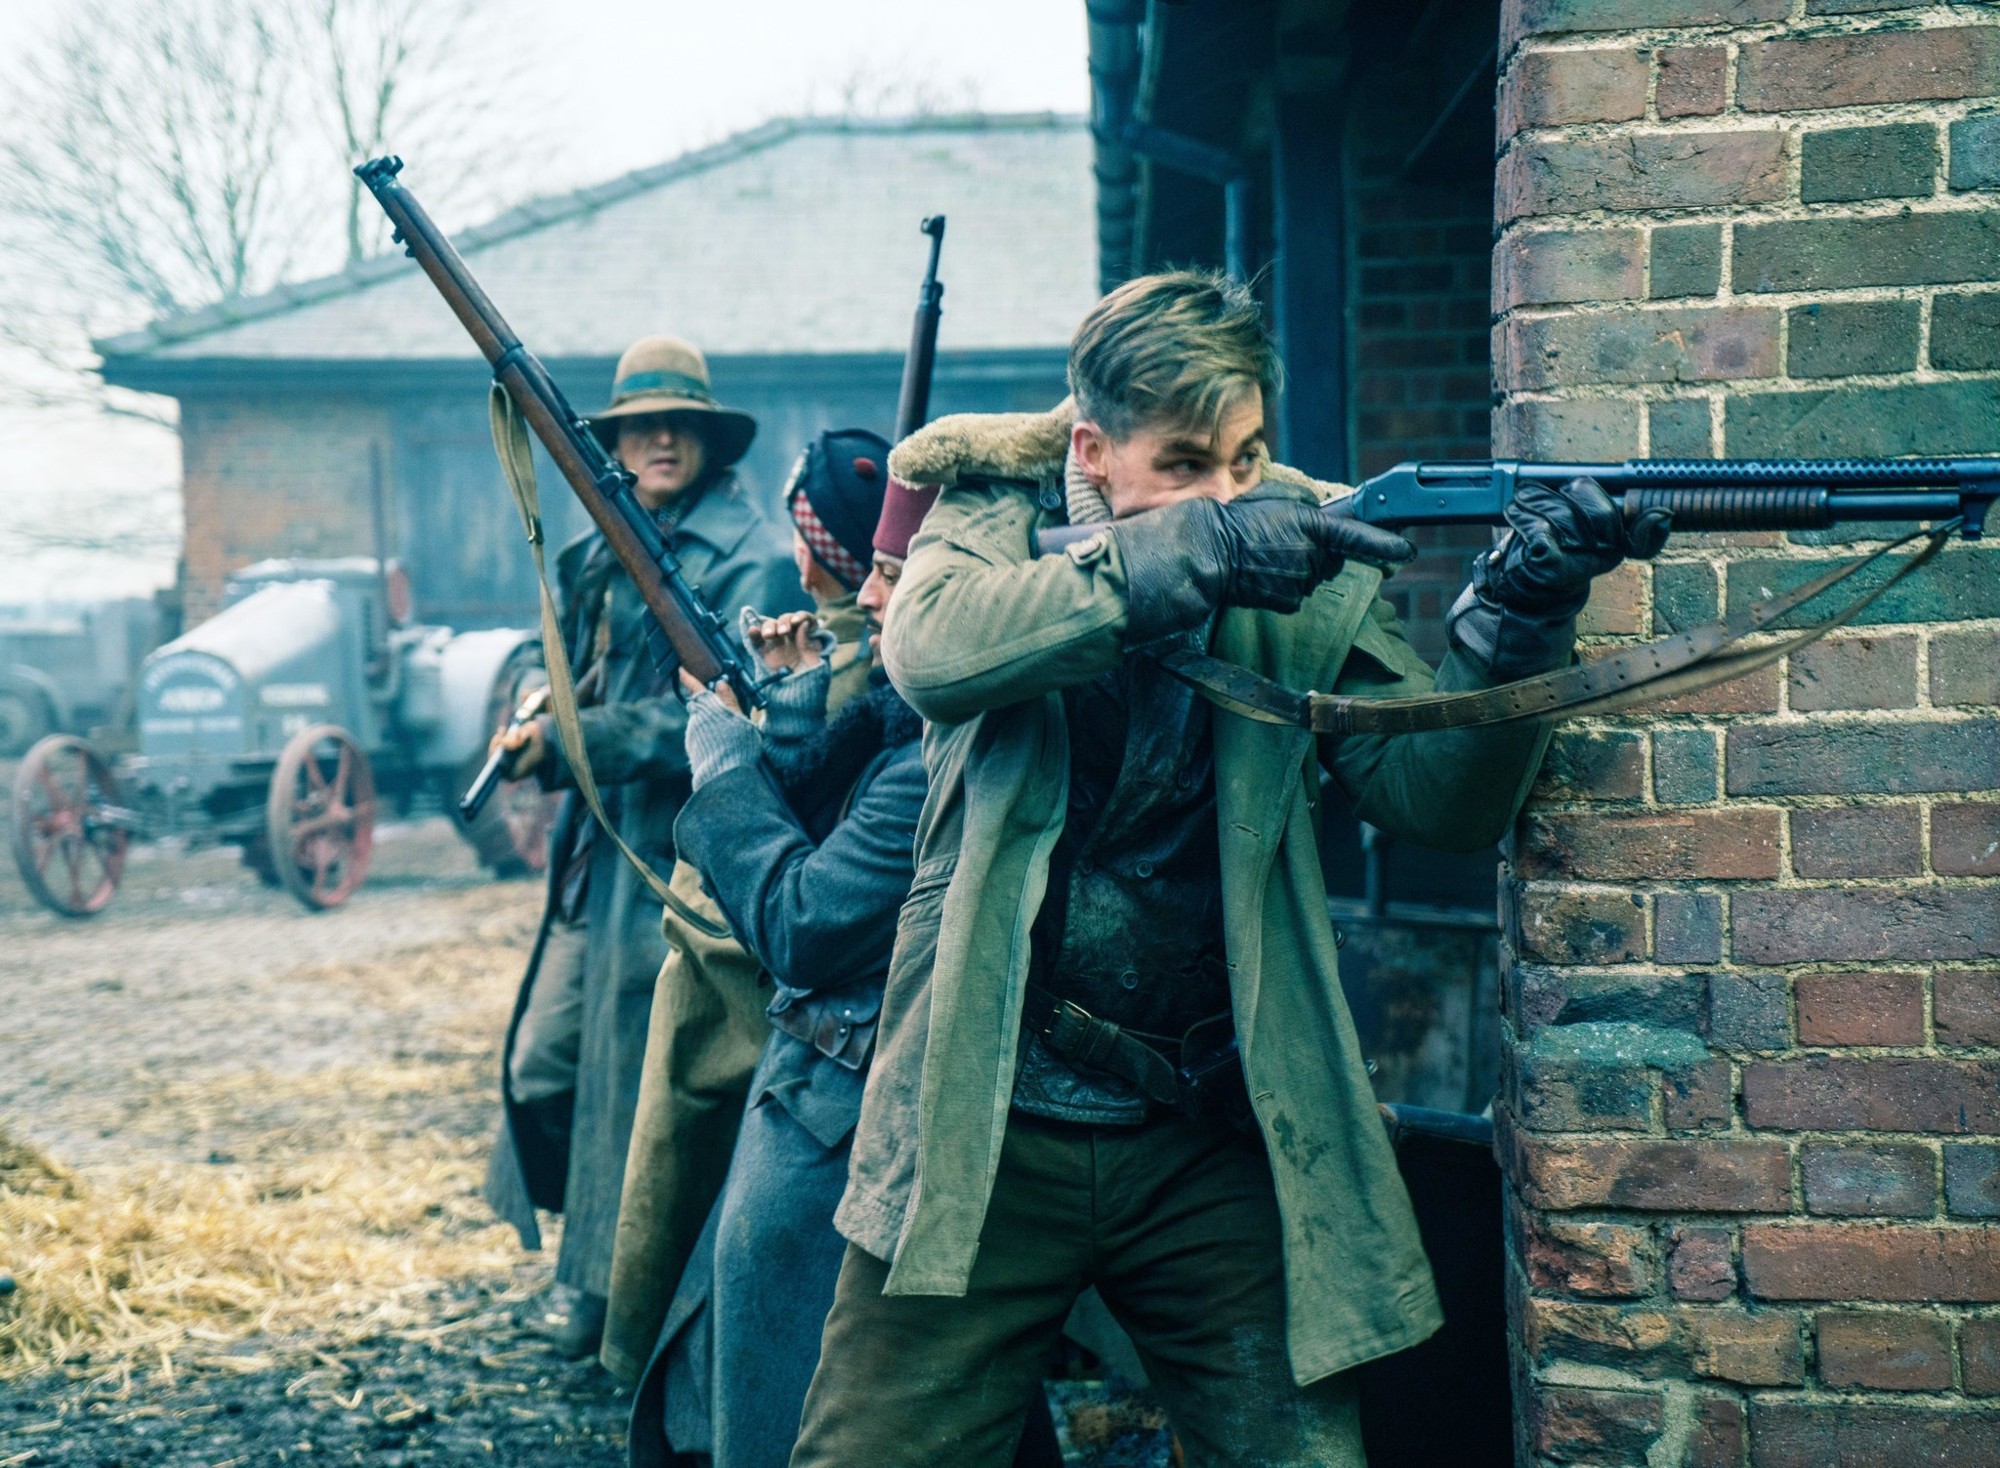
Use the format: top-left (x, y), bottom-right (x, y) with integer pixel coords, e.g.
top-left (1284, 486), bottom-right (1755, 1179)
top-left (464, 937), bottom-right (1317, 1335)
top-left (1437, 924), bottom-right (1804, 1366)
top-left (0, 0), bottom-right (1088, 604)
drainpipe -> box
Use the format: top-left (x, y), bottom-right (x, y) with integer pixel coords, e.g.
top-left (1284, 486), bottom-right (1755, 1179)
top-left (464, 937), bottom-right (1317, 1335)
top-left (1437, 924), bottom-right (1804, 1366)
top-left (1087, 0), bottom-right (1251, 287)
top-left (1087, 0), bottom-right (1144, 292)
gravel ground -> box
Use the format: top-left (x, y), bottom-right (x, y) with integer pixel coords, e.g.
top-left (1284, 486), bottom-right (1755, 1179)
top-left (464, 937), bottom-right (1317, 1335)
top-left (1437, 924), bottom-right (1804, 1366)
top-left (0, 815), bottom-right (633, 1466)
top-left (0, 810), bottom-right (1169, 1467)
top-left (0, 820), bottom-right (520, 1165)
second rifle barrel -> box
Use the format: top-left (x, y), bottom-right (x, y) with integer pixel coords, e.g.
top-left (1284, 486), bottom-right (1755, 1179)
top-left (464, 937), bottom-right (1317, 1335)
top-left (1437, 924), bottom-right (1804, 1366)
top-left (460, 745), bottom-right (510, 822)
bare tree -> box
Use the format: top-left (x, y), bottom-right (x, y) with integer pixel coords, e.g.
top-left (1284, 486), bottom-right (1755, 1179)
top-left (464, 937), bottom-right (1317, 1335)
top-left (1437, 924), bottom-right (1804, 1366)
top-left (811, 60), bottom-right (986, 120)
top-left (0, 0), bottom-right (549, 424)
top-left (0, 0), bottom-right (305, 423)
top-left (310, 0), bottom-right (549, 266)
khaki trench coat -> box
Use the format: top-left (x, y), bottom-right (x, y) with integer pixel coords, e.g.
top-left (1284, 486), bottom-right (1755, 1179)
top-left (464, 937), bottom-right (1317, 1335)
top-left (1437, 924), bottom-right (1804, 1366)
top-left (600, 858), bottom-right (772, 1382)
top-left (838, 410), bottom-right (1553, 1386)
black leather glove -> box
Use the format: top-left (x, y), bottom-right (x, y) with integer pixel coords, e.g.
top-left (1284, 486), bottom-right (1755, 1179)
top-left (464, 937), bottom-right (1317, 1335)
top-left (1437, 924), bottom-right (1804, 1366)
top-left (1115, 494), bottom-right (1416, 645)
top-left (1448, 476), bottom-right (1671, 680)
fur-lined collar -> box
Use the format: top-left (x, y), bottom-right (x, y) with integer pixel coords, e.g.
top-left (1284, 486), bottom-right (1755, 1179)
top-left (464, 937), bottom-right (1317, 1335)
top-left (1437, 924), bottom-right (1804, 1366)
top-left (885, 398), bottom-right (1349, 505)
top-left (888, 400), bottom-right (1075, 487)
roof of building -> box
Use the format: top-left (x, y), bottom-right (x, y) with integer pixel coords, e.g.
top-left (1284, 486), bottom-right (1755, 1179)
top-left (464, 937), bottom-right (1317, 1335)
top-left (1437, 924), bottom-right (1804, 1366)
top-left (98, 113), bottom-right (1094, 366)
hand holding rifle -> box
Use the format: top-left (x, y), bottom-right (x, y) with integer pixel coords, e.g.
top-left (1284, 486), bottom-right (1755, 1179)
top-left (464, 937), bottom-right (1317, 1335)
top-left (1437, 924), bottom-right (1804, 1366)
top-left (743, 610), bottom-right (829, 676)
top-left (463, 685), bottom-right (551, 818)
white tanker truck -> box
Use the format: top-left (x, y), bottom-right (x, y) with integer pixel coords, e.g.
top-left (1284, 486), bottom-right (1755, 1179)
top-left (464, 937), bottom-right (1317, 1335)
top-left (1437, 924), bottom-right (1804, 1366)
top-left (10, 557), bottom-right (553, 916)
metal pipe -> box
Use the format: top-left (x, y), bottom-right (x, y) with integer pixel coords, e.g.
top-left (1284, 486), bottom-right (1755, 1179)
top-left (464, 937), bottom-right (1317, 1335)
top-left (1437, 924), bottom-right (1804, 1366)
top-left (1224, 174), bottom-right (1252, 284)
top-left (1086, 0), bottom-right (1145, 290)
top-left (1086, 0), bottom-right (1252, 285)
top-left (1379, 1102), bottom-right (1496, 1149)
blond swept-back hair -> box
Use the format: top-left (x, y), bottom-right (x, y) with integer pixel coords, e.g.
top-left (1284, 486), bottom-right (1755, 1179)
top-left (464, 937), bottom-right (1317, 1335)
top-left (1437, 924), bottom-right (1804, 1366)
top-left (1068, 270), bottom-right (1281, 442)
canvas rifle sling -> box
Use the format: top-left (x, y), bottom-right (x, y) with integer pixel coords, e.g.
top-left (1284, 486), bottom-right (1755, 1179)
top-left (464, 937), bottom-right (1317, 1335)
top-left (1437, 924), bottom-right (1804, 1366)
top-left (488, 385), bottom-right (732, 938)
top-left (1152, 520), bottom-right (1957, 735)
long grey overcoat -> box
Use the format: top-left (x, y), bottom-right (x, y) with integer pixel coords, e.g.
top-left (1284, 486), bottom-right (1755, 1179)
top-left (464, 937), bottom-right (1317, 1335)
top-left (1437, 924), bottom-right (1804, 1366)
top-left (484, 470), bottom-right (804, 1295)
top-left (631, 730), bottom-right (926, 1468)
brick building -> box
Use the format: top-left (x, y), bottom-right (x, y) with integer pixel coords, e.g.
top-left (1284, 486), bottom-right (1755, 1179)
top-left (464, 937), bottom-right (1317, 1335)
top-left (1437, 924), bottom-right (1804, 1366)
top-left (97, 114), bottom-right (1092, 628)
top-left (1494, 5), bottom-right (2000, 1464)
top-left (1091, 1), bottom-right (2000, 1461)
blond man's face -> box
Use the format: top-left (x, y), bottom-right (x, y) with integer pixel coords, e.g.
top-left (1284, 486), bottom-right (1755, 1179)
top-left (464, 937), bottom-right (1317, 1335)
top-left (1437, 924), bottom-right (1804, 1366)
top-left (1071, 388), bottom-right (1265, 519)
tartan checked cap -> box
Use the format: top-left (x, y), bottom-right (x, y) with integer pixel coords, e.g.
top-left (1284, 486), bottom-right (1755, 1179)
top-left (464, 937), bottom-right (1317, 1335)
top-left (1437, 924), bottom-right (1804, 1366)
top-left (784, 428), bottom-right (891, 591)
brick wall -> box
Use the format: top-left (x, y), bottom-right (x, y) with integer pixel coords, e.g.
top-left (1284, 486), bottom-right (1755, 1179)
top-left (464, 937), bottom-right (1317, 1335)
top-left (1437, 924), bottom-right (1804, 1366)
top-left (1493, 3), bottom-right (2000, 1464)
top-left (179, 397), bottom-right (392, 624)
top-left (1348, 190), bottom-right (1491, 479)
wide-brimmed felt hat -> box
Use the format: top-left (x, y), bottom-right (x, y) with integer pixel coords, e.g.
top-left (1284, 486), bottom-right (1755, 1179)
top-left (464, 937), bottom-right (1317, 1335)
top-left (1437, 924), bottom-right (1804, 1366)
top-left (587, 335), bottom-right (757, 468)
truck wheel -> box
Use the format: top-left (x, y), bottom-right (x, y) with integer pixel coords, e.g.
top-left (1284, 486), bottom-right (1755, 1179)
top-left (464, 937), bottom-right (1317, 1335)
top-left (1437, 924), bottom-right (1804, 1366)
top-left (0, 684), bottom-right (54, 759)
top-left (453, 647), bottom-right (556, 877)
top-left (267, 724), bottom-right (375, 911)
top-left (11, 735), bottom-right (129, 917)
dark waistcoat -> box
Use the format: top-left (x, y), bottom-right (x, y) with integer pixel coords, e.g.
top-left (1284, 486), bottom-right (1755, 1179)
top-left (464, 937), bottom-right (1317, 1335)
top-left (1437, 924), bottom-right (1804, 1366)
top-left (1014, 629), bottom-right (1231, 1125)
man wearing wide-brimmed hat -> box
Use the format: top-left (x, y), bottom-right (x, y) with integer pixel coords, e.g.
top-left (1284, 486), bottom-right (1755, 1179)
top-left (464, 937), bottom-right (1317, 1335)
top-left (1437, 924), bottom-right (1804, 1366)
top-left (483, 336), bottom-right (806, 1359)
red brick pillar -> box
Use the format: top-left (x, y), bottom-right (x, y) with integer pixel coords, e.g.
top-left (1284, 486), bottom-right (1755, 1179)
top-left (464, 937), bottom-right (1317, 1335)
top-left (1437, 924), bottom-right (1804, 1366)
top-left (1492, 5), bottom-right (2000, 1464)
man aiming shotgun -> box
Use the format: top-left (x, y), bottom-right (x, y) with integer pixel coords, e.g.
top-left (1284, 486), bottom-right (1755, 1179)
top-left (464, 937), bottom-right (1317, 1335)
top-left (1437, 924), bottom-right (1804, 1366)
top-left (786, 263), bottom-right (1977, 1465)
top-left (779, 269), bottom-right (1668, 1465)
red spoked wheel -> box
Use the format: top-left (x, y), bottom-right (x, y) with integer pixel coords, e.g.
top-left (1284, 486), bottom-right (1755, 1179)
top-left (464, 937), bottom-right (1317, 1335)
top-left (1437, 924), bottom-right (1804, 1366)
top-left (10, 735), bottom-right (131, 918)
top-left (266, 724), bottom-right (376, 911)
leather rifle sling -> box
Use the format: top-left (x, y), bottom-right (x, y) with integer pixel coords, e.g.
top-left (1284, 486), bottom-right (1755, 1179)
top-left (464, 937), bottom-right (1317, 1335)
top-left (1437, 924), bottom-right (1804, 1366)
top-left (489, 385), bottom-right (733, 939)
top-left (1152, 521), bottom-right (1958, 735)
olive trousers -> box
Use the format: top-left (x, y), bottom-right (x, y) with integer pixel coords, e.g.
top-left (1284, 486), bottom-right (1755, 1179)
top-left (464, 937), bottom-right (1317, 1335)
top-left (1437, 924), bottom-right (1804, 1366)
top-left (789, 1110), bottom-right (1366, 1468)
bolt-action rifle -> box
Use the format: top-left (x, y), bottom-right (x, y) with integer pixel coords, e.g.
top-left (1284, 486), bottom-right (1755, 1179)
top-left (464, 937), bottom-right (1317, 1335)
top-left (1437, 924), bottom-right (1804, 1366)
top-left (1039, 455), bottom-right (2000, 555)
top-left (354, 156), bottom-right (762, 711)
top-left (894, 216), bottom-right (946, 444)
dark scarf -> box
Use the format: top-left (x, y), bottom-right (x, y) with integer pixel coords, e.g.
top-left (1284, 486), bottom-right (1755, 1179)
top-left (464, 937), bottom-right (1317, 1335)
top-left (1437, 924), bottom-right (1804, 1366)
top-left (766, 670), bottom-right (923, 808)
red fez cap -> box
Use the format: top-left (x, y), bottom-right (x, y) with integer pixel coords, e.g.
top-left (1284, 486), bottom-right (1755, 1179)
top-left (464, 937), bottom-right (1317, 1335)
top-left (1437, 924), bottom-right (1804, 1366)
top-left (873, 476), bottom-right (942, 559)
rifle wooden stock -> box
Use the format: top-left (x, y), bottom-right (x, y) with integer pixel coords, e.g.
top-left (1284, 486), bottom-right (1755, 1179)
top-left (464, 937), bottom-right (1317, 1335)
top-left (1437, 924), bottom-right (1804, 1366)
top-left (355, 156), bottom-right (760, 705)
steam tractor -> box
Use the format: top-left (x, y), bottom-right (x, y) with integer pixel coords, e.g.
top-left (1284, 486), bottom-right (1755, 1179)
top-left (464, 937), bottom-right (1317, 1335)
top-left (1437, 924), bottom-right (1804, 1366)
top-left (9, 557), bottom-right (554, 917)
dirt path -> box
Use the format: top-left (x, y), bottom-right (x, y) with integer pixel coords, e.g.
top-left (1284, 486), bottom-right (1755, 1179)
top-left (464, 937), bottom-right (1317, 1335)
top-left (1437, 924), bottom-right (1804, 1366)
top-left (0, 818), bottom-right (631, 1465)
top-left (0, 819), bottom-right (1171, 1467)
top-left (0, 821), bottom-right (521, 1162)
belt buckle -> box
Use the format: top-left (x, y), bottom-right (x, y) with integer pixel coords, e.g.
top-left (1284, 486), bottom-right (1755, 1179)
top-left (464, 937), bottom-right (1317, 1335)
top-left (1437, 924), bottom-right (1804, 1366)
top-left (1046, 998), bottom-right (1124, 1069)
top-left (1043, 996), bottom-right (1093, 1042)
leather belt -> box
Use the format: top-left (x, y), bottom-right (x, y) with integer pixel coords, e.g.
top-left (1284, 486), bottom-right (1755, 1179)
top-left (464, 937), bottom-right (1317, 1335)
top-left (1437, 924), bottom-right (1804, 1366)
top-left (1023, 983), bottom-right (1237, 1117)
top-left (1153, 521), bottom-right (1955, 734)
